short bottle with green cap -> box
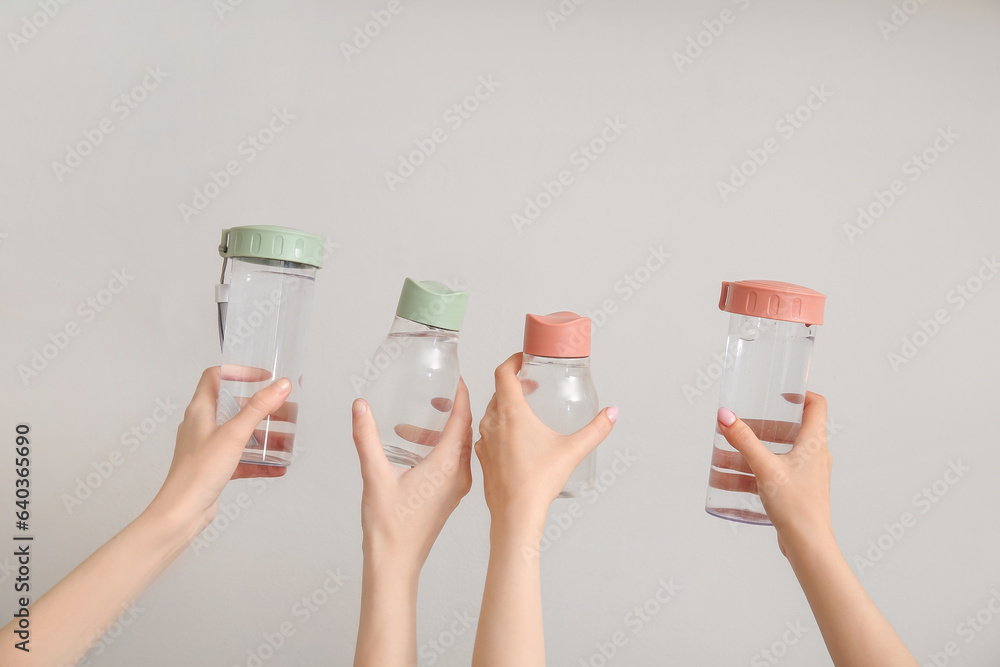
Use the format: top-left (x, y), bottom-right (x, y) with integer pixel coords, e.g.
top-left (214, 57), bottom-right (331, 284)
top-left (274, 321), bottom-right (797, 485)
top-left (363, 278), bottom-right (468, 467)
top-left (214, 225), bottom-right (324, 467)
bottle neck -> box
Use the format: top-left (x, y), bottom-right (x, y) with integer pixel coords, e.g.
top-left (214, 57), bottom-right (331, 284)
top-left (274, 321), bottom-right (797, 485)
top-left (388, 315), bottom-right (460, 338)
top-left (522, 352), bottom-right (590, 367)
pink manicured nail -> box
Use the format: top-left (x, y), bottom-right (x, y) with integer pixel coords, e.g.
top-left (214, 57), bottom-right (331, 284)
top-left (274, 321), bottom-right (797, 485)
top-left (606, 406), bottom-right (619, 423)
top-left (717, 407), bottom-right (736, 427)
top-left (352, 399), bottom-right (368, 416)
top-left (275, 378), bottom-right (292, 394)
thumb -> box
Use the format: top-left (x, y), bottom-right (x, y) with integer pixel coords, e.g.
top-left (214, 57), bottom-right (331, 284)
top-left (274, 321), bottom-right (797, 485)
top-left (717, 407), bottom-right (774, 476)
top-left (566, 406), bottom-right (618, 464)
top-left (352, 399), bottom-right (389, 477)
top-left (219, 378), bottom-right (292, 444)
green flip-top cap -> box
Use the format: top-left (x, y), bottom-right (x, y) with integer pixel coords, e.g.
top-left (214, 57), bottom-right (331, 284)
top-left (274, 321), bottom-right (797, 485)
top-left (395, 278), bottom-right (468, 331)
top-left (219, 225), bottom-right (325, 269)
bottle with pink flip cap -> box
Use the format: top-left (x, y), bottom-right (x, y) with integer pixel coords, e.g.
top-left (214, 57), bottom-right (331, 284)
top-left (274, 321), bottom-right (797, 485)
top-left (518, 312), bottom-right (600, 498)
top-left (705, 280), bottom-right (827, 525)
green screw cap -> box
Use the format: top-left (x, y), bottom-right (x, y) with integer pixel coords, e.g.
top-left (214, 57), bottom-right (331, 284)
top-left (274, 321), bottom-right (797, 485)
top-left (219, 225), bottom-right (325, 269)
top-left (395, 278), bottom-right (468, 331)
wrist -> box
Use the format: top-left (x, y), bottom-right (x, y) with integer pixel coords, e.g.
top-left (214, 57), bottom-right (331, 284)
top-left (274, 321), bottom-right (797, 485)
top-left (142, 495), bottom-right (209, 551)
top-left (778, 521), bottom-right (839, 566)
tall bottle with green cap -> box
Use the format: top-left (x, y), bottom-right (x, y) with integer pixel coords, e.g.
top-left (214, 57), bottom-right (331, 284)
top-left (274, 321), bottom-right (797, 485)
top-left (363, 278), bottom-right (468, 467)
top-left (214, 225), bottom-right (323, 467)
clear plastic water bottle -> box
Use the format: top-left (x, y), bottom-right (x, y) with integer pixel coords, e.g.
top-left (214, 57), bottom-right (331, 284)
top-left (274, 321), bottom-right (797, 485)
top-left (705, 280), bottom-right (826, 524)
top-left (363, 278), bottom-right (468, 468)
top-left (518, 312), bottom-right (598, 498)
top-left (214, 225), bottom-right (323, 467)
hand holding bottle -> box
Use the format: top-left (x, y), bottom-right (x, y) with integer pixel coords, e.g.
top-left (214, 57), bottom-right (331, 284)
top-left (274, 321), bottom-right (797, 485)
top-left (718, 392), bottom-right (917, 667)
top-left (0, 367), bottom-right (293, 667)
top-left (352, 380), bottom-right (473, 667)
top-left (472, 352), bottom-right (616, 667)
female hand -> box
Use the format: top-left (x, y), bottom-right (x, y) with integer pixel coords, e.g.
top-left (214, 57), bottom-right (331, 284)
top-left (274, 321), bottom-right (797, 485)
top-left (475, 352), bottom-right (617, 533)
top-left (152, 366), bottom-right (293, 537)
top-left (352, 378), bottom-right (474, 575)
top-left (716, 391), bottom-right (832, 556)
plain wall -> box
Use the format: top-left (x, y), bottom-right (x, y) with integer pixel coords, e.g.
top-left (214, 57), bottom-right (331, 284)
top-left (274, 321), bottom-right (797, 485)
top-left (1, 0), bottom-right (999, 665)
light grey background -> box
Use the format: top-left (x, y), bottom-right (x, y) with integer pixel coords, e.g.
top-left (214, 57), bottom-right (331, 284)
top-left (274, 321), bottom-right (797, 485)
top-left (2, 0), bottom-right (999, 665)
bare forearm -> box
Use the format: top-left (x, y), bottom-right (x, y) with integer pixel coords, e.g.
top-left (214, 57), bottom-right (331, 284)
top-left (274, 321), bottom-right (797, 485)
top-left (354, 554), bottom-right (419, 667)
top-left (473, 517), bottom-right (546, 667)
top-left (0, 503), bottom-right (197, 666)
top-left (785, 533), bottom-right (917, 667)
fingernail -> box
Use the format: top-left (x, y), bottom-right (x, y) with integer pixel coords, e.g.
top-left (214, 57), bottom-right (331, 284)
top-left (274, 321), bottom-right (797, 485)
top-left (606, 406), bottom-right (618, 423)
top-left (353, 399), bottom-right (368, 417)
top-left (718, 407), bottom-right (736, 427)
top-left (275, 378), bottom-right (292, 394)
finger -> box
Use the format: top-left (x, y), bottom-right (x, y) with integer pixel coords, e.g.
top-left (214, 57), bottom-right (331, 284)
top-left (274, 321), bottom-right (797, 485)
top-left (494, 353), bottom-right (524, 401)
top-left (352, 399), bottom-right (391, 477)
top-left (478, 393), bottom-right (498, 438)
top-left (220, 364), bottom-right (274, 382)
top-left (424, 378), bottom-right (473, 463)
top-left (235, 397), bottom-right (299, 423)
top-left (565, 406), bottom-right (618, 463)
top-left (185, 367), bottom-right (222, 421)
top-left (232, 462), bottom-right (288, 480)
top-left (792, 391), bottom-right (828, 453)
top-left (219, 378), bottom-right (292, 444)
top-left (717, 407), bottom-right (775, 477)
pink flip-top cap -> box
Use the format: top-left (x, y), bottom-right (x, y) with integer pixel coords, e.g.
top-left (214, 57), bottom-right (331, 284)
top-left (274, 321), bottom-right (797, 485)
top-left (719, 280), bottom-right (826, 325)
top-left (523, 311), bottom-right (591, 358)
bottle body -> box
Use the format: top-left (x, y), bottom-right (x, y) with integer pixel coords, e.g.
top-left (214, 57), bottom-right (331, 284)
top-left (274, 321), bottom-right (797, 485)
top-left (705, 314), bottom-right (816, 524)
top-left (363, 316), bottom-right (461, 467)
top-left (519, 353), bottom-right (599, 498)
top-left (216, 257), bottom-right (316, 466)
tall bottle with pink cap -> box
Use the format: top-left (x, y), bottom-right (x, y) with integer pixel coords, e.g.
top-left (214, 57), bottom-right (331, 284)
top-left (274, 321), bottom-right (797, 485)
top-left (519, 311), bottom-right (599, 498)
top-left (705, 280), bottom-right (827, 525)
